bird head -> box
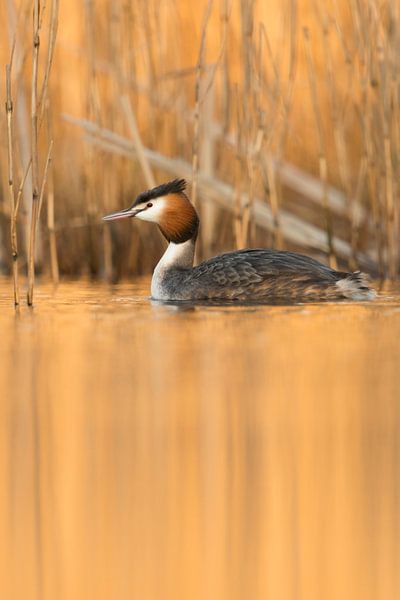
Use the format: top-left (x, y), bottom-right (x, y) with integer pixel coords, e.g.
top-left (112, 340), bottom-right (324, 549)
top-left (103, 178), bottom-right (199, 244)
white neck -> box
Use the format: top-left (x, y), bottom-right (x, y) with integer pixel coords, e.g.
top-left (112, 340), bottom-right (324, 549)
top-left (151, 239), bottom-right (195, 299)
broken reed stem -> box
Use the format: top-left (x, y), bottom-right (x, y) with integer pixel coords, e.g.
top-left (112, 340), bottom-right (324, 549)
top-left (5, 63), bottom-right (20, 306)
top-left (16, 159), bottom-right (32, 218)
top-left (192, 0), bottom-right (213, 210)
top-left (27, 0), bottom-right (41, 306)
top-left (303, 26), bottom-right (337, 269)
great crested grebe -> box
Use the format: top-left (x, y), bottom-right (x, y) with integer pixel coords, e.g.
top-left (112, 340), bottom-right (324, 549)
top-left (103, 179), bottom-right (376, 302)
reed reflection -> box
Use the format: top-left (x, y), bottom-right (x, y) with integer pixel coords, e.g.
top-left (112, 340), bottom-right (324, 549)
top-left (0, 281), bottom-right (399, 600)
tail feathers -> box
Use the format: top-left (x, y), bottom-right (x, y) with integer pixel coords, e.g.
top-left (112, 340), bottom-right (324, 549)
top-left (336, 271), bottom-right (376, 301)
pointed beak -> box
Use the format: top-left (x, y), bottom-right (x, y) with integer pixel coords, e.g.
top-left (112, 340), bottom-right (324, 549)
top-left (102, 207), bottom-right (143, 222)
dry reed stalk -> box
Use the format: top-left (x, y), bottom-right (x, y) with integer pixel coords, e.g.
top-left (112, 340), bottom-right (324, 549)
top-left (38, 0), bottom-right (59, 123)
top-left (199, 2), bottom-right (231, 103)
top-left (376, 22), bottom-right (398, 278)
top-left (140, 0), bottom-right (157, 87)
top-left (46, 163), bottom-right (58, 283)
top-left (192, 0), bottom-right (213, 211)
top-left (37, 141), bottom-right (53, 218)
top-left (264, 156), bottom-right (283, 249)
top-left (120, 94), bottom-right (163, 268)
top-left (265, 0), bottom-right (298, 250)
top-left (6, 0), bottom-right (32, 262)
top-left (121, 1), bottom-right (136, 89)
top-left (259, 23), bottom-right (279, 100)
top-left (84, 0), bottom-right (102, 276)
top-left (138, 0), bottom-right (161, 152)
top-left (257, 22), bottom-right (283, 126)
top-left (27, 0), bottom-right (41, 306)
top-left (349, 154), bottom-right (367, 266)
top-left (384, 136), bottom-right (396, 278)
top-left (320, 20), bottom-right (357, 267)
top-left (242, 155), bottom-right (255, 246)
top-left (211, 118), bottom-right (366, 221)
top-left (355, 0), bottom-right (399, 279)
top-left (232, 86), bottom-right (244, 248)
top-left (5, 62), bottom-right (20, 305)
top-left (321, 22), bottom-right (351, 192)
top-left (101, 3), bottom-right (122, 282)
top-left (102, 225), bottom-right (113, 281)
top-left (355, 35), bottom-right (383, 276)
top-left (120, 95), bottom-right (156, 188)
top-left (15, 159), bottom-right (32, 218)
top-left (239, 0), bottom-right (256, 247)
top-left (278, 0), bottom-right (298, 153)
top-left (240, 0), bottom-right (254, 94)
top-left (102, 167), bottom-right (113, 282)
top-left (198, 70), bottom-right (216, 258)
top-left (366, 158), bottom-right (383, 279)
top-left (303, 26), bottom-right (337, 269)
top-left (233, 155), bottom-right (244, 249)
top-left (220, 0), bottom-right (231, 135)
top-left (198, 1), bottom-right (231, 256)
top-left (253, 25), bottom-right (280, 246)
top-left (26, 0), bottom-right (59, 302)
top-left (392, 83), bottom-right (400, 277)
top-left (45, 104), bottom-right (58, 284)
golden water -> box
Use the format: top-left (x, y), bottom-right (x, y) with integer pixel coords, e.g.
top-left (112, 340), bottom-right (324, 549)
top-left (0, 278), bottom-right (399, 600)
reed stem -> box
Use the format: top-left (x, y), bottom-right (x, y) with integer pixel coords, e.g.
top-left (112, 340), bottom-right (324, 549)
top-left (192, 0), bottom-right (213, 210)
top-left (27, 0), bottom-right (41, 306)
top-left (303, 26), bottom-right (337, 269)
top-left (45, 104), bottom-right (59, 284)
top-left (5, 63), bottom-right (19, 306)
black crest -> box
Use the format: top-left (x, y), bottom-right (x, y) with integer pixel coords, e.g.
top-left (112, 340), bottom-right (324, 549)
top-left (133, 178), bottom-right (187, 207)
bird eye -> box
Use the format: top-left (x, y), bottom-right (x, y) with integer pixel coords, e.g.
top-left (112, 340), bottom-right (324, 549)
top-left (147, 202), bottom-right (153, 208)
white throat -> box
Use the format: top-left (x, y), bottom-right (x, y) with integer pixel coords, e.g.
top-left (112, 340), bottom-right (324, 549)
top-left (151, 239), bottom-right (195, 299)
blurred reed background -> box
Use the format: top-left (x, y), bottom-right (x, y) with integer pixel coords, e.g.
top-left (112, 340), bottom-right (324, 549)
top-left (1, 0), bottom-right (400, 298)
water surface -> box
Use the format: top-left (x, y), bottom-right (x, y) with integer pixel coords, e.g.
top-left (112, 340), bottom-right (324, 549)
top-left (0, 278), bottom-right (399, 600)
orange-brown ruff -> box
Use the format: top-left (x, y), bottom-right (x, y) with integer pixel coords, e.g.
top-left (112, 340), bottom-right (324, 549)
top-left (157, 193), bottom-right (199, 244)
top-left (103, 179), bottom-right (376, 303)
